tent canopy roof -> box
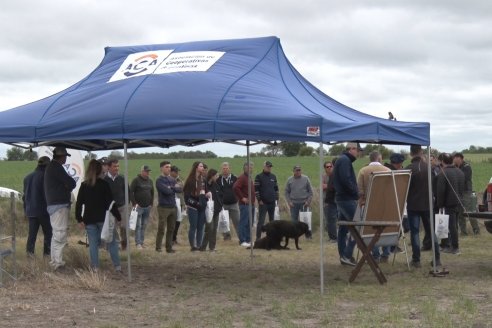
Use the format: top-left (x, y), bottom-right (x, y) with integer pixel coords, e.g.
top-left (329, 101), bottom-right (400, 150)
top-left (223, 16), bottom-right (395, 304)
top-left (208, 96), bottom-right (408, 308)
top-left (0, 36), bottom-right (429, 150)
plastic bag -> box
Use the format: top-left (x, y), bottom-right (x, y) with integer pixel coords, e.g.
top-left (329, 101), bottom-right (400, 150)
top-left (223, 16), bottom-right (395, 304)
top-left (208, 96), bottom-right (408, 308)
top-left (218, 209), bottom-right (230, 233)
top-left (299, 207), bottom-right (312, 231)
top-left (435, 208), bottom-right (449, 239)
top-left (101, 201), bottom-right (115, 242)
top-left (129, 207), bottom-right (138, 230)
top-left (274, 203), bottom-right (280, 220)
top-left (205, 199), bottom-right (214, 223)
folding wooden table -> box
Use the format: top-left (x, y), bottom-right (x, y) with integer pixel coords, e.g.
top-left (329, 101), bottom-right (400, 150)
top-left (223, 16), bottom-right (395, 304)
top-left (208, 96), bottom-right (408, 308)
top-left (338, 220), bottom-right (400, 285)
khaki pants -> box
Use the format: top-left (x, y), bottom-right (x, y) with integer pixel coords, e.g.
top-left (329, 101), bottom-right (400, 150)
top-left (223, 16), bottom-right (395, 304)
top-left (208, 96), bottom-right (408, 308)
top-left (156, 206), bottom-right (177, 252)
top-left (50, 207), bottom-right (70, 269)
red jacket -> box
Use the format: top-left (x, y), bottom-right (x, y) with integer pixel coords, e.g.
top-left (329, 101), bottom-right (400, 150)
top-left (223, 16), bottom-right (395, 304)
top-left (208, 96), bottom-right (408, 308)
top-left (233, 173), bottom-right (255, 205)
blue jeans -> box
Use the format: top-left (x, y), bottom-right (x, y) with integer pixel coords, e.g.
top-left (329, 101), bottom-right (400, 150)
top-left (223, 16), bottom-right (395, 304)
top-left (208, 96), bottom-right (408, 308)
top-left (86, 223), bottom-right (120, 269)
top-left (372, 246), bottom-right (391, 259)
top-left (187, 207), bottom-right (206, 248)
top-left (336, 200), bottom-right (357, 259)
top-left (324, 203), bottom-right (338, 240)
top-left (256, 202), bottom-right (275, 240)
top-left (290, 202), bottom-right (305, 222)
top-left (407, 210), bottom-right (440, 263)
top-left (239, 204), bottom-right (254, 243)
top-left (135, 206), bottom-right (151, 246)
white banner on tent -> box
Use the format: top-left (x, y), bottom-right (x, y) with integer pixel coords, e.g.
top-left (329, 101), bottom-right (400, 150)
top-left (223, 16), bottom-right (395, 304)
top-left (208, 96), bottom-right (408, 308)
top-left (38, 146), bottom-right (84, 200)
top-left (154, 51), bottom-right (225, 74)
top-left (108, 50), bottom-right (174, 83)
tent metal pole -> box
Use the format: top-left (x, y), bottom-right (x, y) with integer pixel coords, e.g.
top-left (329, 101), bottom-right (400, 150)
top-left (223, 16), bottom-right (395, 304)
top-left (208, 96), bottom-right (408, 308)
top-left (123, 142), bottom-right (132, 281)
top-left (319, 142), bottom-right (324, 294)
top-left (246, 141), bottom-right (254, 257)
top-left (427, 146), bottom-right (437, 273)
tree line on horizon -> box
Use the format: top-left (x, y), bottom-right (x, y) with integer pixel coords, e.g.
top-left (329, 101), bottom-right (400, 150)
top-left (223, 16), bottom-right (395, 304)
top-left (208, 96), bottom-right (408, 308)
top-left (2, 144), bottom-right (491, 161)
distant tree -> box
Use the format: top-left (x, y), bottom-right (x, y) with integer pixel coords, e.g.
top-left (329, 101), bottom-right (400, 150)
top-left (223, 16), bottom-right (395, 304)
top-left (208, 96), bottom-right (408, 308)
top-left (109, 150), bottom-right (124, 160)
top-left (260, 143), bottom-right (282, 156)
top-left (298, 145), bottom-right (315, 156)
top-left (328, 144), bottom-right (346, 156)
top-left (315, 146), bottom-right (328, 156)
top-left (280, 142), bottom-right (305, 157)
top-left (6, 147), bottom-right (37, 161)
top-left (362, 144), bottom-right (391, 160)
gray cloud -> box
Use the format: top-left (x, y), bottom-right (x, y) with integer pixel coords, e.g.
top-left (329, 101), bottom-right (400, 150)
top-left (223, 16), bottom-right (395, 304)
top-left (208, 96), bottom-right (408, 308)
top-left (0, 0), bottom-right (491, 158)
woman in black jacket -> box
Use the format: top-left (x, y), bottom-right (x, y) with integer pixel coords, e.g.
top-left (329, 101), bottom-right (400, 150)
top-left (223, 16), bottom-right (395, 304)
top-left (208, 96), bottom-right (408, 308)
top-left (76, 160), bottom-right (122, 272)
top-left (200, 169), bottom-right (223, 251)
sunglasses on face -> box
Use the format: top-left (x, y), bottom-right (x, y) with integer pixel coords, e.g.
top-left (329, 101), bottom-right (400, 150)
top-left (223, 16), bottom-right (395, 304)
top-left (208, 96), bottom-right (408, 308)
top-left (325, 165), bottom-right (333, 168)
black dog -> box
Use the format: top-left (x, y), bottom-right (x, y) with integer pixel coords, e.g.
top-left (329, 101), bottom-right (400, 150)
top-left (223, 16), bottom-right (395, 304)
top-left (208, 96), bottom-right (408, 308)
top-left (253, 236), bottom-right (270, 250)
top-left (261, 221), bottom-right (309, 250)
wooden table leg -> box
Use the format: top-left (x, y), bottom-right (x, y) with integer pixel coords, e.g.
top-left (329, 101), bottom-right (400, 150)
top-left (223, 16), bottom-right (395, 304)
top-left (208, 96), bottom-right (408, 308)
top-left (347, 226), bottom-right (387, 284)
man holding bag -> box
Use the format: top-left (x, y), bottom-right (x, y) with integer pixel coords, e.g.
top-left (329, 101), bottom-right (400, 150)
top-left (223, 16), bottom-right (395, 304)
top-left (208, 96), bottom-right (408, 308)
top-left (285, 165), bottom-right (313, 238)
top-left (437, 153), bottom-right (464, 255)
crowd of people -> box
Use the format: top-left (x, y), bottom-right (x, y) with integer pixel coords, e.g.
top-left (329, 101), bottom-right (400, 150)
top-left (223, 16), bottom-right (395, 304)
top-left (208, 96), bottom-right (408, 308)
top-left (20, 143), bottom-right (483, 273)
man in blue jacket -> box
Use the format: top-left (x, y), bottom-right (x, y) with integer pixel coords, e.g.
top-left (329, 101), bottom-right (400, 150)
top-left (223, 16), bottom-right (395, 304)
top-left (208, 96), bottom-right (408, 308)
top-left (23, 156), bottom-right (52, 257)
top-left (332, 142), bottom-right (361, 266)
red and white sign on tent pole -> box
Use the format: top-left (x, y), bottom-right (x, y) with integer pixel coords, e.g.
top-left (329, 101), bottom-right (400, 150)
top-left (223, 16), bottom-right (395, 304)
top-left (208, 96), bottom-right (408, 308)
top-left (38, 146), bottom-right (85, 200)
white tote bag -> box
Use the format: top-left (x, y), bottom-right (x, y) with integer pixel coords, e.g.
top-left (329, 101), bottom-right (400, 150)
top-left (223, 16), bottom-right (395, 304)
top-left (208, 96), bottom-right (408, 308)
top-left (205, 199), bottom-right (214, 223)
top-left (176, 197), bottom-right (183, 222)
top-left (435, 208), bottom-right (449, 239)
top-left (218, 208), bottom-right (230, 233)
top-left (101, 201), bottom-right (116, 243)
top-left (274, 202), bottom-right (280, 221)
top-left (299, 207), bottom-right (312, 231)
top-left (129, 207), bottom-right (138, 231)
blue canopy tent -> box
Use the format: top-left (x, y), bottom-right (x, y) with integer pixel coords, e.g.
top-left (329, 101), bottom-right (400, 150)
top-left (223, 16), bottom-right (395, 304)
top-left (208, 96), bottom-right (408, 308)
top-left (0, 36), bottom-right (433, 289)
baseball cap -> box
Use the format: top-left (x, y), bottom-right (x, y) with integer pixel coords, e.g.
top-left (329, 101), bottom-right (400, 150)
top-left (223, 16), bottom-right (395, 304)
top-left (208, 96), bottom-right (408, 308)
top-left (346, 142), bottom-right (363, 151)
top-left (141, 165), bottom-right (151, 172)
top-left (293, 165), bottom-right (301, 171)
top-left (37, 156), bottom-right (51, 166)
top-left (389, 153), bottom-right (405, 164)
top-left (264, 161), bottom-right (273, 167)
top-left (98, 157), bottom-right (109, 165)
top-left (53, 146), bottom-right (71, 157)
top-left (171, 165), bottom-right (180, 172)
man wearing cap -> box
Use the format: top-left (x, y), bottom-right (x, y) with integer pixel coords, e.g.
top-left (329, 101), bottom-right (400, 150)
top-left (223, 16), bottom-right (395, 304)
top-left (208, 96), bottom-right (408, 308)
top-left (23, 156), bottom-right (53, 257)
top-left (170, 165), bottom-right (185, 245)
top-left (254, 161), bottom-right (279, 240)
top-left (98, 157), bottom-right (109, 178)
top-left (285, 165), bottom-right (313, 236)
top-left (44, 147), bottom-right (76, 270)
top-left (385, 153), bottom-right (405, 170)
top-left (130, 165), bottom-right (155, 249)
top-left (332, 142), bottom-right (361, 266)
top-left (104, 159), bottom-right (131, 251)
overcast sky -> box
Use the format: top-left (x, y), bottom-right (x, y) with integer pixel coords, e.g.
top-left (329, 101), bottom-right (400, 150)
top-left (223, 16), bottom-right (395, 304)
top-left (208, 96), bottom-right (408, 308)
top-left (1, 0), bottom-right (491, 158)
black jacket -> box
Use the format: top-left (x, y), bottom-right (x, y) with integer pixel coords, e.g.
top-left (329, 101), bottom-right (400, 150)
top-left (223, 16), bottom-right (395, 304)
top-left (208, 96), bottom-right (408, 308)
top-left (208, 181), bottom-right (223, 215)
top-left (405, 156), bottom-right (430, 211)
top-left (217, 174), bottom-right (238, 205)
top-left (130, 174), bottom-right (154, 207)
top-left (44, 160), bottom-right (76, 206)
top-left (332, 152), bottom-right (359, 201)
top-left (104, 174), bottom-right (128, 207)
top-left (23, 165), bottom-right (49, 218)
top-left (436, 165), bottom-right (464, 209)
top-left (75, 178), bottom-right (122, 225)
top-left (254, 171), bottom-right (279, 204)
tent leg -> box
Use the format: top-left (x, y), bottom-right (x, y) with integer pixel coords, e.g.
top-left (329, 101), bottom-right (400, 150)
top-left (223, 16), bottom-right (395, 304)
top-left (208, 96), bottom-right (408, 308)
top-left (246, 141), bottom-right (254, 258)
top-left (124, 142), bottom-right (132, 282)
top-left (319, 142), bottom-right (324, 295)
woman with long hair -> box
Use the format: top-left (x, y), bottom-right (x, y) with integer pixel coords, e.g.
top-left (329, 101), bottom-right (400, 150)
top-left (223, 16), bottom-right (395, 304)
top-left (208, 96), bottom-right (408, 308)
top-left (200, 169), bottom-right (223, 252)
top-left (75, 159), bottom-right (122, 272)
top-left (183, 161), bottom-right (210, 251)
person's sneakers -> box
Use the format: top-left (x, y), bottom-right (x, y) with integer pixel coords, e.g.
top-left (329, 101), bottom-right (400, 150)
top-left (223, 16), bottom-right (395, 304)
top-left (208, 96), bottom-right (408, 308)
top-left (223, 233), bottom-right (232, 241)
top-left (421, 245), bottom-right (432, 251)
top-left (155, 248), bottom-right (163, 253)
top-left (190, 247), bottom-right (199, 252)
top-left (473, 229), bottom-right (480, 235)
top-left (380, 256), bottom-right (389, 263)
top-left (305, 231), bottom-right (313, 239)
top-left (410, 260), bottom-right (421, 268)
top-left (136, 244), bottom-right (143, 250)
top-left (240, 242), bottom-right (251, 248)
top-left (340, 256), bottom-right (356, 266)
top-left (328, 238), bottom-right (337, 244)
top-left (166, 249), bottom-right (176, 254)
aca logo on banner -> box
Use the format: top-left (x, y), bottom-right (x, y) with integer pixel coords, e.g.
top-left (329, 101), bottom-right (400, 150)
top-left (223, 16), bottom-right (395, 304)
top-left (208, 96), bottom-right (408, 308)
top-left (108, 50), bottom-right (173, 83)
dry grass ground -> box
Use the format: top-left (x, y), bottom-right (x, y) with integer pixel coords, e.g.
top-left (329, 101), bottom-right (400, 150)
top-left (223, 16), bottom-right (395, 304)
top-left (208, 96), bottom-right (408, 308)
top-left (1, 221), bottom-right (492, 328)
